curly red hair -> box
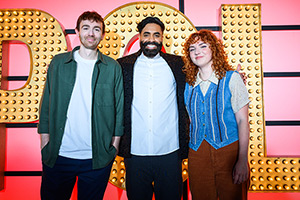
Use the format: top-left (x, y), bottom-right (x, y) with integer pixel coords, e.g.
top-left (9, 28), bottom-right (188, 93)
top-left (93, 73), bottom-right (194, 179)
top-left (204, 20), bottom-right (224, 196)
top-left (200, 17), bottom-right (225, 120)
top-left (182, 30), bottom-right (233, 86)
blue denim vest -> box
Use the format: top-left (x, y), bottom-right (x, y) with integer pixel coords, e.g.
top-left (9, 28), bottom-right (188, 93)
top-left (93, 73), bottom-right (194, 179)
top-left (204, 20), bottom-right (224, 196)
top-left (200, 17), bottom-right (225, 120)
top-left (184, 71), bottom-right (239, 151)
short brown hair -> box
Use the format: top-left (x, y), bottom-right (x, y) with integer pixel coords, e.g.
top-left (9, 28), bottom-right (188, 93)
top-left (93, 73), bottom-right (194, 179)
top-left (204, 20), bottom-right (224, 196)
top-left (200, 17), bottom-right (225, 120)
top-left (76, 11), bottom-right (105, 34)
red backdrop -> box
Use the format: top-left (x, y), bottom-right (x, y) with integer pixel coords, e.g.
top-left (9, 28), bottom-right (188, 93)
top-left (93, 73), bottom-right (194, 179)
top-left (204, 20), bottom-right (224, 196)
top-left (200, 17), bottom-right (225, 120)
top-left (1, 0), bottom-right (300, 199)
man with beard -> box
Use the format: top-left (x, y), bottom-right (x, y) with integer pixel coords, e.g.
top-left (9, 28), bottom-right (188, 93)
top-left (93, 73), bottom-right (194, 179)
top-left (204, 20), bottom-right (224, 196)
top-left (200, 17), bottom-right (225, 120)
top-left (117, 17), bottom-right (188, 200)
top-left (38, 11), bottom-right (124, 200)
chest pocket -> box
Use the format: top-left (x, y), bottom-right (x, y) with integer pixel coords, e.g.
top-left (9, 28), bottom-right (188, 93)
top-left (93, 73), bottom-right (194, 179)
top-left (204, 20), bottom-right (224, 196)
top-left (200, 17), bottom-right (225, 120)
top-left (94, 83), bottom-right (114, 106)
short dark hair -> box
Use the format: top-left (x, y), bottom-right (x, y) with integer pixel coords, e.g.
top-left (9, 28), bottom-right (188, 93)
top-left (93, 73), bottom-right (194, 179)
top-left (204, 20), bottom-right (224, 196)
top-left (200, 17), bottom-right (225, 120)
top-left (137, 17), bottom-right (165, 33)
top-left (76, 11), bottom-right (105, 34)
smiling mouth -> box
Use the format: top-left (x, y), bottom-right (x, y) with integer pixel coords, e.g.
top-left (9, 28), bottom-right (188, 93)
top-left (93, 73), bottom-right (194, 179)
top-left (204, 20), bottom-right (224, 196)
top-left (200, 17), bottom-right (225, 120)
top-left (86, 36), bottom-right (96, 41)
top-left (146, 44), bottom-right (157, 49)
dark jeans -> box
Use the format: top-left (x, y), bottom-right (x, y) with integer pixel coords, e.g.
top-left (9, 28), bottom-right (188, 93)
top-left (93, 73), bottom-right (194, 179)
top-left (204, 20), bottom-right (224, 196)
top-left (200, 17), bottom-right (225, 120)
top-left (41, 156), bottom-right (113, 200)
top-left (125, 150), bottom-right (182, 200)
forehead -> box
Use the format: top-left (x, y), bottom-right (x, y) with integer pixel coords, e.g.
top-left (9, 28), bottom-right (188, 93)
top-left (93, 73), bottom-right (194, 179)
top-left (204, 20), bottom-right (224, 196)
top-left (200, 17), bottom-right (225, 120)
top-left (80, 19), bottom-right (102, 28)
top-left (141, 23), bottom-right (162, 33)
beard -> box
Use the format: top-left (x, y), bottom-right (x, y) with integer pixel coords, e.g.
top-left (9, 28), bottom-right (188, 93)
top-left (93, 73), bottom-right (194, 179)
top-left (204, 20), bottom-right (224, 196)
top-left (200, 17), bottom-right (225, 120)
top-left (140, 41), bottom-right (162, 58)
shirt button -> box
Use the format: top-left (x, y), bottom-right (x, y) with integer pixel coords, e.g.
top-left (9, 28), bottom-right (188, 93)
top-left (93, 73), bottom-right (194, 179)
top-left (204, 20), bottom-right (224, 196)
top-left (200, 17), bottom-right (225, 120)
top-left (202, 112), bottom-right (205, 115)
top-left (204, 134), bottom-right (207, 137)
top-left (203, 123), bottom-right (205, 126)
top-left (202, 101), bottom-right (204, 103)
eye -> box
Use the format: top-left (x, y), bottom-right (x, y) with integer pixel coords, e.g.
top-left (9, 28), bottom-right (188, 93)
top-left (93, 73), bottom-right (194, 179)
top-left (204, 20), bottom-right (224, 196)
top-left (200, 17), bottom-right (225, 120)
top-left (189, 48), bottom-right (195, 52)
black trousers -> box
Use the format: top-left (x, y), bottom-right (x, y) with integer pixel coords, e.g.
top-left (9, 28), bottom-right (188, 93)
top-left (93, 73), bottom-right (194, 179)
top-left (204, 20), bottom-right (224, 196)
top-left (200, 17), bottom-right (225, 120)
top-left (124, 150), bottom-right (182, 200)
top-left (41, 156), bottom-right (113, 200)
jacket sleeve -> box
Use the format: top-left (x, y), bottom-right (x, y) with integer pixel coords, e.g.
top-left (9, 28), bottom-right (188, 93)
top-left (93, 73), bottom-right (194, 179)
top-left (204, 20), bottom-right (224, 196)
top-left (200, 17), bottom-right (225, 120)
top-left (37, 61), bottom-right (53, 134)
top-left (113, 62), bottom-right (124, 137)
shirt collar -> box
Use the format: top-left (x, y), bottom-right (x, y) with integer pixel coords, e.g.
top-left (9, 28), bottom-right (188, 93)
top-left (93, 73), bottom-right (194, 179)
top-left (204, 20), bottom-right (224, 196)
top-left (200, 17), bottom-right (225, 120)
top-left (194, 71), bottom-right (219, 87)
top-left (140, 52), bottom-right (162, 60)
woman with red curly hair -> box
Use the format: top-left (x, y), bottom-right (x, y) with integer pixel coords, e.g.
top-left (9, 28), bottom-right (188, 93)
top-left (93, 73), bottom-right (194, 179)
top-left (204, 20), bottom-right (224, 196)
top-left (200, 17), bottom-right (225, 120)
top-left (183, 30), bottom-right (250, 200)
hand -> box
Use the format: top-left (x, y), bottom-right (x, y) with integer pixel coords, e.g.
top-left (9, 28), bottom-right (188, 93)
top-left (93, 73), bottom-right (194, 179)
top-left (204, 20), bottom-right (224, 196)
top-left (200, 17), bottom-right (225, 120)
top-left (111, 136), bottom-right (120, 156)
top-left (236, 64), bottom-right (247, 85)
top-left (112, 144), bottom-right (119, 156)
top-left (232, 158), bottom-right (249, 184)
top-left (40, 134), bottom-right (50, 149)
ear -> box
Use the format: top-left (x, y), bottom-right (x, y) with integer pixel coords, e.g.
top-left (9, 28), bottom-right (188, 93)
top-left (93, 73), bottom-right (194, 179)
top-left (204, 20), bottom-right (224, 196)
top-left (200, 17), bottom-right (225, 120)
top-left (101, 32), bottom-right (105, 41)
top-left (75, 28), bottom-right (79, 37)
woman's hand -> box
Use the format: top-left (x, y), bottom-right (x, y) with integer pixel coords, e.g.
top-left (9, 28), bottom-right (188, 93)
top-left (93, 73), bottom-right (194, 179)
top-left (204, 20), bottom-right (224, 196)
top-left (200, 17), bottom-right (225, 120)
top-left (233, 158), bottom-right (249, 184)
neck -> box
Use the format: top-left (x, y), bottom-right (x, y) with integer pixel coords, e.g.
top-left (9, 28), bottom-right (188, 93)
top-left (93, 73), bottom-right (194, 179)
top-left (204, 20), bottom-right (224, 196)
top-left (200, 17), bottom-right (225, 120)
top-left (198, 62), bottom-right (213, 81)
top-left (78, 47), bottom-right (98, 60)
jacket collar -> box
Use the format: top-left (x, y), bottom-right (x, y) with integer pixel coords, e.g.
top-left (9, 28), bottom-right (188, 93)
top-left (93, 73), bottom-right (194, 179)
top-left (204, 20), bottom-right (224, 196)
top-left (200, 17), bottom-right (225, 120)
top-left (64, 46), bottom-right (107, 65)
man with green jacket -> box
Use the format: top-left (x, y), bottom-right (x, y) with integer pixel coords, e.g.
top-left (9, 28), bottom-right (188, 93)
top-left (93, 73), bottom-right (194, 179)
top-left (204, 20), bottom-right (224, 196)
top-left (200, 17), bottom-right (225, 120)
top-left (38, 11), bottom-right (124, 200)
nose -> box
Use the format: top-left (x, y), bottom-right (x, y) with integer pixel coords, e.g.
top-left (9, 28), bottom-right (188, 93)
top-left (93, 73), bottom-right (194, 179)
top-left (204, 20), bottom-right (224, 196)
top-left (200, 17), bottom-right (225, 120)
top-left (194, 47), bottom-right (201, 55)
top-left (88, 29), bottom-right (95, 36)
top-left (148, 34), bottom-right (155, 42)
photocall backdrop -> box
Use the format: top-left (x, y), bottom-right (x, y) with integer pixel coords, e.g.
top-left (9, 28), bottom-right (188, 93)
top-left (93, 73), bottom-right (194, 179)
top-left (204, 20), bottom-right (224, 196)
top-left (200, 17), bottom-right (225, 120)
top-left (0, 0), bottom-right (299, 199)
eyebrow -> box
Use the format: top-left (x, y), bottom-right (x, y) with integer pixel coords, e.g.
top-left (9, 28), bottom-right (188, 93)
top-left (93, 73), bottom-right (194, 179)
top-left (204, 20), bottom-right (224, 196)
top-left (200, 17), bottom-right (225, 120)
top-left (190, 42), bottom-right (206, 47)
top-left (81, 25), bottom-right (101, 29)
top-left (143, 31), bottom-right (161, 35)
top-left (198, 42), bottom-right (206, 46)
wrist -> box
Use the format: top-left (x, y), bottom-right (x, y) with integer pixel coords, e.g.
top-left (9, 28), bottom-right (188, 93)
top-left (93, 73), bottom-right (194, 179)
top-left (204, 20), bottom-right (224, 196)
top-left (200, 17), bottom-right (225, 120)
top-left (237, 155), bottom-right (248, 162)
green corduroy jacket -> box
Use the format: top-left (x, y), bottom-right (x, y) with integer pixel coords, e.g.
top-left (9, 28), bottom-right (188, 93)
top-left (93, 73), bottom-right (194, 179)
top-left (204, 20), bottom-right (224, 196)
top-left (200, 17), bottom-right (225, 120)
top-left (38, 46), bottom-right (124, 169)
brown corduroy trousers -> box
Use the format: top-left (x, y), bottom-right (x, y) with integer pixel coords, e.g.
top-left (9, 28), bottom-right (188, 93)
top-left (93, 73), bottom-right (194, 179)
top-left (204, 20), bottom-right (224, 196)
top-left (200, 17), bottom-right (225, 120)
top-left (188, 140), bottom-right (248, 200)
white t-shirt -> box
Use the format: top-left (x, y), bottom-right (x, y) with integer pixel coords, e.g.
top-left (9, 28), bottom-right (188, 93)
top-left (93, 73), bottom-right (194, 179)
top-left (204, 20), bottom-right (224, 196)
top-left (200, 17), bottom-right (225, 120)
top-left (59, 50), bottom-right (96, 159)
